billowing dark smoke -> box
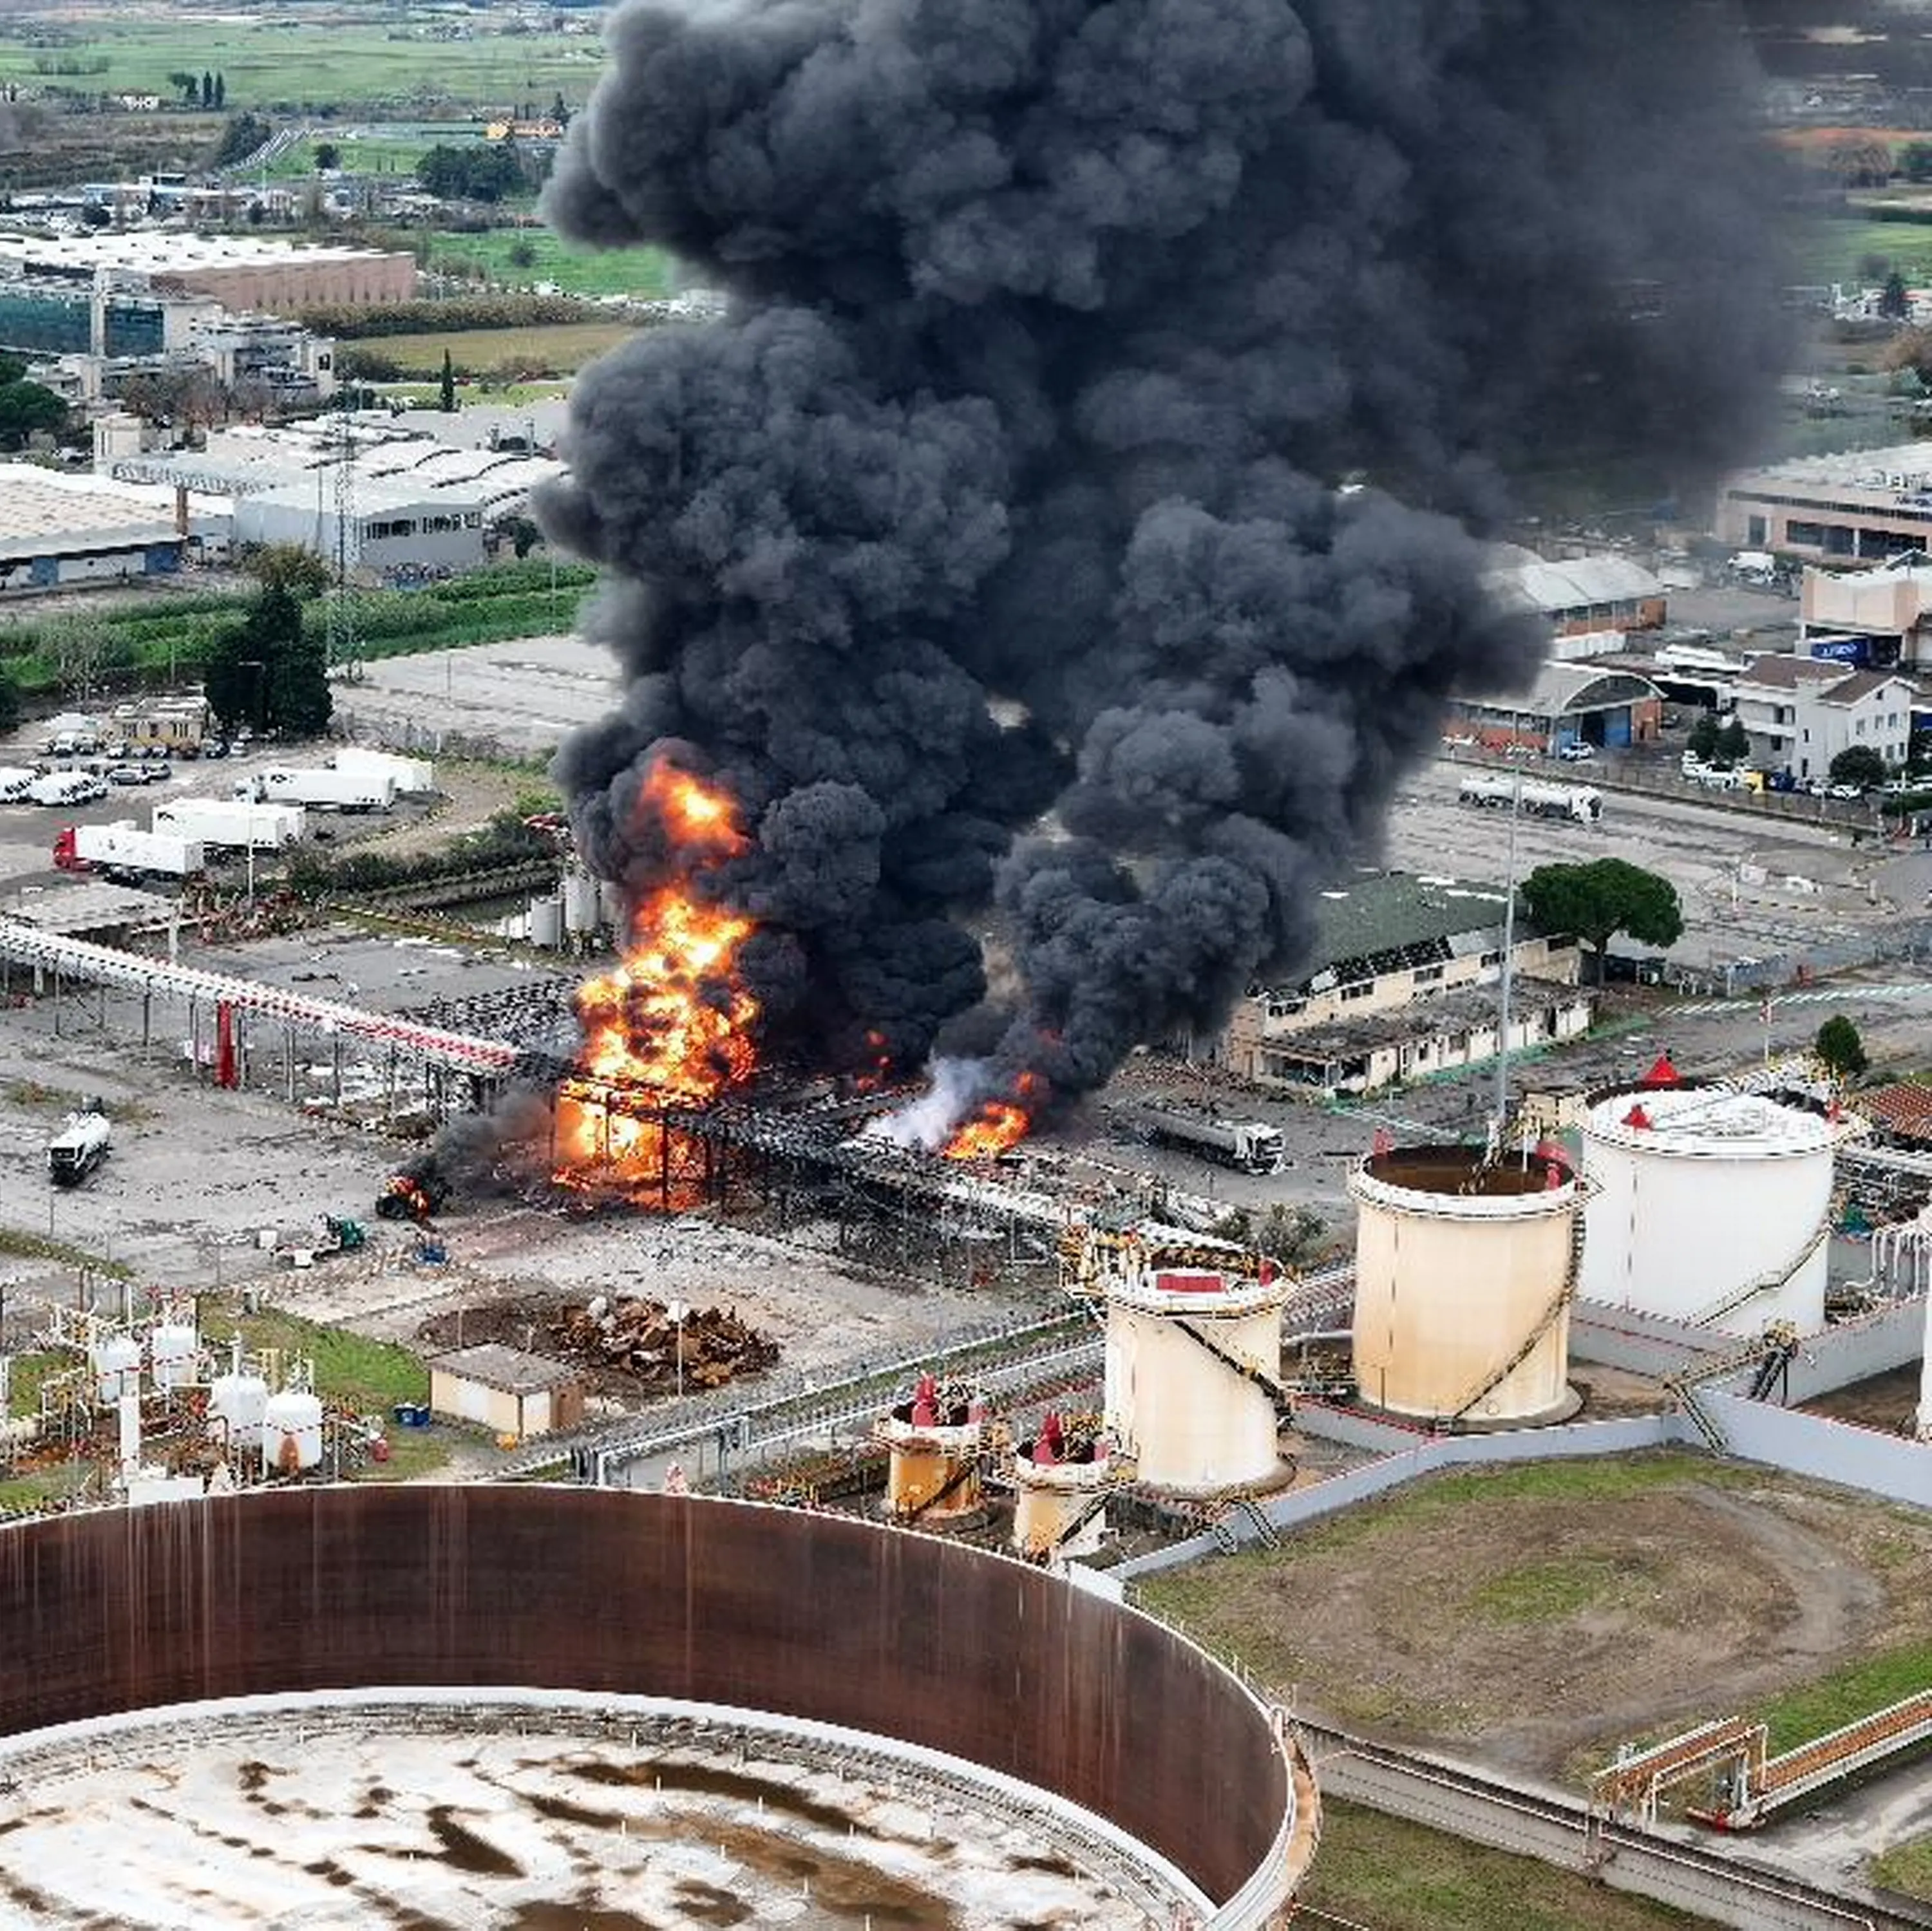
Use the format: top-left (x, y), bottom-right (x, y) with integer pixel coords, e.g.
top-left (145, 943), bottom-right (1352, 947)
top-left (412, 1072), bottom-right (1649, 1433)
top-left (540, 0), bottom-right (1788, 1117)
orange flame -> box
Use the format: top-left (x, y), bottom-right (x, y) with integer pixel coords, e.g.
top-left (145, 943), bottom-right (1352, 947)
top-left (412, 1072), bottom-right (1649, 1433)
top-left (940, 1071), bottom-right (1045, 1161)
top-left (557, 764), bottom-right (759, 1186)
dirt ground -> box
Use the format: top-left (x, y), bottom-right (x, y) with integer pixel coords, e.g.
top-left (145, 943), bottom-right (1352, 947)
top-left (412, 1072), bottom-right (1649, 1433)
top-left (1135, 1455), bottom-right (1932, 1782)
top-left (1802, 1365), bottom-right (1924, 1436)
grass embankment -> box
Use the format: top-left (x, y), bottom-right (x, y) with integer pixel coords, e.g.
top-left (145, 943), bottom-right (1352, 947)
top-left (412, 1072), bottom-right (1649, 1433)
top-left (0, 560), bottom-right (596, 697)
top-left (1797, 211), bottom-right (1932, 285)
top-left (1758, 1643), bottom-right (1932, 1755)
top-left (1874, 1834), bottom-right (1932, 1903)
top-left (0, 22), bottom-right (600, 115)
top-left (0, 1227), bottom-right (132, 1280)
top-left (5, 1350), bottom-right (66, 1421)
top-left (197, 1296), bottom-right (453, 1481)
top-left (1305, 1799), bottom-right (1712, 1931)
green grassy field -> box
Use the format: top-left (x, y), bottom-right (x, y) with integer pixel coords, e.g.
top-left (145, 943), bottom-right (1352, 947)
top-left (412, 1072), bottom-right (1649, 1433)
top-left (196, 1298), bottom-right (428, 1416)
top-left (0, 20), bottom-right (605, 117)
top-left (1305, 1800), bottom-right (1711, 1931)
top-left (426, 228), bottom-right (674, 301)
top-left (340, 319), bottom-right (636, 379)
top-left (268, 128), bottom-right (487, 181)
top-left (1757, 1641), bottom-right (1932, 1755)
top-left (1795, 212), bottom-right (1932, 285)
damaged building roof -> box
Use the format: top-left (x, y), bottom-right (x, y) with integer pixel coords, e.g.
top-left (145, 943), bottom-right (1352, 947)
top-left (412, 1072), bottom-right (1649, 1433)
top-left (1276, 870), bottom-right (1540, 994)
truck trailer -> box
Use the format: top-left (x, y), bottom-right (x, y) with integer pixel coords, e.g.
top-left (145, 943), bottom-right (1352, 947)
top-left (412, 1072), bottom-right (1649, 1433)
top-left (1457, 773), bottom-right (1602, 824)
top-left (152, 798), bottom-right (307, 851)
top-left (333, 746), bottom-right (435, 795)
top-left (1125, 1102), bottom-right (1287, 1174)
top-left (47, 1107), bottom-right (111, 1186)
top-left (236, 766), bottom-right (393, 813)
top-left (54, 822), bottom-right (205, 882)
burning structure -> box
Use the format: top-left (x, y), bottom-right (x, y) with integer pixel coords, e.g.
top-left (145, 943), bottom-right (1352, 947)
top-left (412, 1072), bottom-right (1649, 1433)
top-left (529, 0), bottom-right (1786, 1163)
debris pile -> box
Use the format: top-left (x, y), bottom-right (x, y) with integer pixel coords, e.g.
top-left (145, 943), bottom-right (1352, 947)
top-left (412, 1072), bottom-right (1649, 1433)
top-left (549, 1295), bottom-right (779, 1394)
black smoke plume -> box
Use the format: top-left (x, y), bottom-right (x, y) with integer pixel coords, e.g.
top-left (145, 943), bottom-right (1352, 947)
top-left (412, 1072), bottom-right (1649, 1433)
top-left (540, 0), bottom-right (1788, 1122)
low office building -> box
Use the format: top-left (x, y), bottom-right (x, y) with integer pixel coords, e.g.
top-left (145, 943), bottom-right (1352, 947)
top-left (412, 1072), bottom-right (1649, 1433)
top-left (1718, 444), bottom-right (1932, 566)
top-left (1800, 553), bottom-right (1932, 669)
top-left (1729, 654), bottom-right (1915, 782)
top-left (1217, 870), bottom-right (1584, 1091)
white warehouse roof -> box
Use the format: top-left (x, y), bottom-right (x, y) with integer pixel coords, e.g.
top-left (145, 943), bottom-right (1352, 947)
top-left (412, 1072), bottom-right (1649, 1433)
top-left (0, 462), bottom-right (228, 562)
top-left (1513, 555), bottom-right (1663, 614)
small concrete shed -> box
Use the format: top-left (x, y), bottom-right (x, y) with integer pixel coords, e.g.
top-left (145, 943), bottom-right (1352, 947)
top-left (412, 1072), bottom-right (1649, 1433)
top-left (429, 1343), bottom-right (585, 1440)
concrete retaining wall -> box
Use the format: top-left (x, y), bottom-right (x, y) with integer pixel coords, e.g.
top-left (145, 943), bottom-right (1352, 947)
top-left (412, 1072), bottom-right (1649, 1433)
top-left (1701, 1393), bottom-right (1929, 1505)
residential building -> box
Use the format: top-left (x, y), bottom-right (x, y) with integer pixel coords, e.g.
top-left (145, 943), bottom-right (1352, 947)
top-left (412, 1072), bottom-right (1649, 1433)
top-left (1217, 870), bottom-right (1586, 1095)
top-left (1728, 654), bottom-right (1915, 782)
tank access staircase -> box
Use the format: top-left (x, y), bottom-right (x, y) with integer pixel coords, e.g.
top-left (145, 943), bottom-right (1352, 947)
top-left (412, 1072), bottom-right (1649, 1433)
top-left (1687, 1219), bottom-right (1829, 1331)
top-left (1171, 1319), bottom-right (1297, 1424)
top-left (1688, 1690), bottom-right (1932, 1831)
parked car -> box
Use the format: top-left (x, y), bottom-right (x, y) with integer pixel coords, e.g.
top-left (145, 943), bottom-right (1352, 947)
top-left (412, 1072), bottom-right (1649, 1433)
top-left (1557, 742), bottom-right (1596, 762)
top-left (106, 765), bottom-right (145, 787)
top-left (1828, 782), bottom-right (1864, 800)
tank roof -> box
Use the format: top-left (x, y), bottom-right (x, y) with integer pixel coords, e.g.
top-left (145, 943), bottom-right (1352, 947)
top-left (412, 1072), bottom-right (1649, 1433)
top-left (1361, 1146), bottom-right (1573, 1198)
top-left (1584, 1086), bottom-right (1833, 1158)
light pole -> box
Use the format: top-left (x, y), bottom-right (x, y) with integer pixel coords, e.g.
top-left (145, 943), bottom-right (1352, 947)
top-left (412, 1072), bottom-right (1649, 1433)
top-left (667, 1297), bottom-right (688, 1402)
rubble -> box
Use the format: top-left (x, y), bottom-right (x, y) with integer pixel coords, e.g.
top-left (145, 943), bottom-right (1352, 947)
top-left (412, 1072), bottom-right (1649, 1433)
top-left (549, 1294), bottom-right (781, 1392)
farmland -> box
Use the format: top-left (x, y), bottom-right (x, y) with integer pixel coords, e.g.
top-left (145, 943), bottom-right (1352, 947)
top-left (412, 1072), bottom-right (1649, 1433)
top-left (424, 228), bottom-right (676, 302)
top-left (0, 15), bottom-right (605, 118)
top-left (336, 319), bottom-right (638, 382)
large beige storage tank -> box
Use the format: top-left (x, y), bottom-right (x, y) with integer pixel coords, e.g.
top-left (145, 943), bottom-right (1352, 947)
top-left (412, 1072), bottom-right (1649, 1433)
top-left (1350, 1147), bottom-right (1581, 1427)
top-left (1103, 1262), bottom-right (1289, 1496)
top-left (1579, 1087), bottom-right (1839, 1333)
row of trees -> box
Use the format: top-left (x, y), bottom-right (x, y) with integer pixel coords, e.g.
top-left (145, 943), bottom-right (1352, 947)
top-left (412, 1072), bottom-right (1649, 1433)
top-left (416, 142), bottom-right (537, 205)
top-left (165, 69), bottom-right (227, 109)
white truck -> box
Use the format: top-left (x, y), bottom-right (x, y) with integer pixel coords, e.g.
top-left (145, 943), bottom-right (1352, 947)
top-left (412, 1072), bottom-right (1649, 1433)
top-left (1125, 1102), bottom-right (1287, 1174)
top-left (0, 766), bottom-right (37, 802)
top-left (47, 1106), bottom-right (111, 1187)
top-left (153, 798), bottom-right (307, 851)
top-left (1457, 773), bottom-right (1602, 824)
top-left (26, 769), bottom-right (101, 807)
top-left (333, 746), bottom-right (435, 795)
top-left (53, 822), bottom-right (205, 882)
top-left (236, 766), bottom-right (393, 813)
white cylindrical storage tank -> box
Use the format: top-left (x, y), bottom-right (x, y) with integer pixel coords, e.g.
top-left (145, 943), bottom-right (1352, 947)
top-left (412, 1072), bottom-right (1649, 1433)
top-left (149, 1322), bottom-right (199, 1393)
top-left (598, 878), bottom-right (626, 931)
top-left (1103, 1266), bottom-right (1289, 1495)
top-left (209, 1370), bottom-right (270, 1456)
top-left (262, 1389), bottom-right (324, 1474)
top-left (563, 868), bottom-right (601, 935)
top-left (1350, 1147), bottom-right (1580, 1426)
top-left (91, 1335), bottom-right (140, 1405)
top-left (1579, 1087), bottom-right (1837, 1333)
top-left (529, 893), bottom-right (564, 949)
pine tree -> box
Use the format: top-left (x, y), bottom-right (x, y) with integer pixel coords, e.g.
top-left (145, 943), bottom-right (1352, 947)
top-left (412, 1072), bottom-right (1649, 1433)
top-left (213, 71), bottom-right (225, 109)
top-left (202, 70), bottom-right (214, 111)
top-left (439, 346), bottom-right (457, 414)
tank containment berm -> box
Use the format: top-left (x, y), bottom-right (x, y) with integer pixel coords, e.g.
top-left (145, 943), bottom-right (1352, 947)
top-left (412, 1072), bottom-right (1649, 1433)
top-left (0, 1489), bottom-right (1316, 1926)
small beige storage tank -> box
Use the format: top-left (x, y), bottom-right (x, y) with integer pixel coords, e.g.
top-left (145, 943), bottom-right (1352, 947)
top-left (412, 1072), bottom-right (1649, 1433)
top-left (875, 1375), bottom-right (985, 1527)
top-left (1011, 1416), bottom-right (1113, 1563)
top-left (1103, 1263), bottom-right (1289, 1495)
top-left (1579, 1087), bottom-right (1840, 1333)
top-left (1350, 1146), bottom-right (1581, 1427)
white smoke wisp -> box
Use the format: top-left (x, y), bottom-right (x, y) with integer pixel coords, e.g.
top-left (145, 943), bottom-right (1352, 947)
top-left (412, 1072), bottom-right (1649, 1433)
top-left (862, 1058), bottom-right (992, 1152)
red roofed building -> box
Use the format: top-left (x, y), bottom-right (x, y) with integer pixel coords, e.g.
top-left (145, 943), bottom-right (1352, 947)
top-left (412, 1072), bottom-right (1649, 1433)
top-left (1852, 1081), bottom-right (1932, 1146)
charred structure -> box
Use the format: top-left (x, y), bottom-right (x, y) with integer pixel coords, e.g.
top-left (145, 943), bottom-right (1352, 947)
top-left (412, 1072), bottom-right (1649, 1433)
top-left (539, 0), bottom-right (1786, 1132)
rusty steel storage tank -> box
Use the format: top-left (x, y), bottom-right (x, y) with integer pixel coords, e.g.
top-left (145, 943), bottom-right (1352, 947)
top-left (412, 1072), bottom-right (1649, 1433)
top-left (1101, 1249), bottom-right (1290, 1496)
top-left (1011, 1418), bottom-right (1114, 1563)
top-left (0, 1491), bottom-right (1321, 1926)
top-left (1578, 1087), bottom-right (1840, 1333)
top-left (875, 1373), bottom-right (987, 1528)
top-left (1349, 1145), bottom-right (1582, 1426)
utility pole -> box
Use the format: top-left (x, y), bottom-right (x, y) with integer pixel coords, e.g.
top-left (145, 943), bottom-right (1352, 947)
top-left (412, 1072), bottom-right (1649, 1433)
top-left (325, 395), bottom-right (360, 682)
top-left (1491, 764), bottom-right (1525, 1157)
